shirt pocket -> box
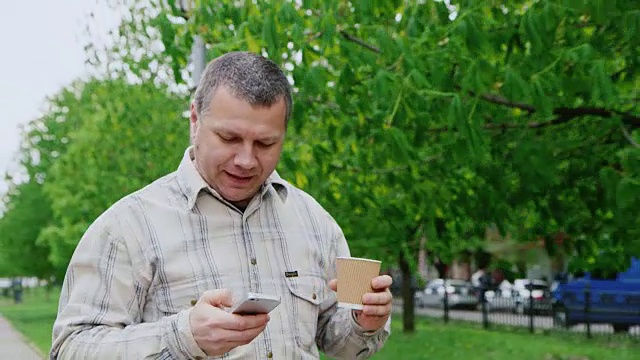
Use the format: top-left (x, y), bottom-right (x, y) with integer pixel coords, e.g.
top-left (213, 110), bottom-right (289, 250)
top-left (152, 277), bottom-right (210, 318)
top-left (285, 271), bottom-right (326, 351)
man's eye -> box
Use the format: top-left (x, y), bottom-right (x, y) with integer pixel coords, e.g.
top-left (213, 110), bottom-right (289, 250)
top-left (219, 135), bottom-right (236, 142)
top-left (258, 142), bottom-right (275, 147)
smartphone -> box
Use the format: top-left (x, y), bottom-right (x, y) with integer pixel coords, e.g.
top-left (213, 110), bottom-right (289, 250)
top-left (229, 292), bottom-right (281, 315)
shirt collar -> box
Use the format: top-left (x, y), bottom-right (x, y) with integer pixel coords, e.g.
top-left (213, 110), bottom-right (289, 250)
top-left (176, 146), bottom-right (210, 211)
top-left (262, 169), bottom-right (289, 203)
top-left (176, 146), bottom-right (289, 210)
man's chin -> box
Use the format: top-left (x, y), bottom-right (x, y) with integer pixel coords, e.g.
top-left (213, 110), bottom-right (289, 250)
top-left (220, 189), bottom-right (257, 205)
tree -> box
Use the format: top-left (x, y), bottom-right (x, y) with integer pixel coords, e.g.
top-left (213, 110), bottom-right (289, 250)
top-left (0, 80), bottom-right (96, 282)
top-left (36, 78), bottom-right (189, 273)
top-left (0, 179), bottom-right (54, 280)
top-left (0, 75), bottom-right (189, 280)
top-left (80, 0), bottom-right (640, 332)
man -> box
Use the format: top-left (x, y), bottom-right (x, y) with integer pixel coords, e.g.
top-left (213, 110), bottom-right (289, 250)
top-left (51, 51), bottom-right (392, 359)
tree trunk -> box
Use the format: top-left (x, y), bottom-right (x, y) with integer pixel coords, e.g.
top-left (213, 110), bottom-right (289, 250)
top-left (435, 258), bottom-right (448, 279)
top-left (399, 251), bottom-right (415, 333)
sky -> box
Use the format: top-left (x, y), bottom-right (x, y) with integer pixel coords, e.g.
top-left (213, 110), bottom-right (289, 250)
top-left (0, 1), bottom-right (121, 196)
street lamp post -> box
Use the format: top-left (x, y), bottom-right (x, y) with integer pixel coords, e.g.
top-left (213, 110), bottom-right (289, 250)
top-left (191, 36), bottom-right (206, 86)
top-left (178, 0), bottom-right (207, 87)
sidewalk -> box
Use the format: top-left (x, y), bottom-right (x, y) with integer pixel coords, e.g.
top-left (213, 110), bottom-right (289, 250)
top-left (0, 315), bottom-right (44, 360)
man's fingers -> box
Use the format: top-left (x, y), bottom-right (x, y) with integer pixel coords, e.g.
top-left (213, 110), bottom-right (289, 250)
top-left (329, 279), bottom-right (338, 291)
top-left (362, 290), bottom-right (392, 305)
top-left (220, 313), bottom-right (270, 331)
top-left (361, 303), bottom-right (392, 316)
top-left (230, 323), bottom-right (269, 343)
top-left (370, 275), bottom-right (393, 290)
top-left (198, 289), bottom-right (234, 307)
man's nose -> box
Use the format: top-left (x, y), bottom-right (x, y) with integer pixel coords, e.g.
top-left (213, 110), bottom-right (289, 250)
top-left (234, 144), bottom-right (258, 169)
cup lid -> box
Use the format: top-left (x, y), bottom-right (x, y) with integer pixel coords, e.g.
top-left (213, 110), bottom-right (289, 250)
top-left (336, 256), bottom-right (381, 263)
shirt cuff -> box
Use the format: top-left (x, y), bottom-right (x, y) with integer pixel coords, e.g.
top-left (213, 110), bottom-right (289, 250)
top-left (349, 310), bottom-right (389, 337)
top-left (166, 308), bottom-right (208, 359)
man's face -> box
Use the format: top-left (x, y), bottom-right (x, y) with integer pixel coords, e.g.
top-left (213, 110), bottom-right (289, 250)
top-left (190, 86), bottom-right (287, 207)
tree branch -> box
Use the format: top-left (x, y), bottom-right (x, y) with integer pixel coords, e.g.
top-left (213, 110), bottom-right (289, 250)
top-left (552, 107), bottom-right (639, 126)
top-left (427, 107), bottom-right (640, 133)
top-left (337, 46), bottom-right (639, 131)
top-left (339, 30), bottom-right (381, 53)
top-left (620, 125), bottom-right (640, 148)
top-left (478, 93), bottom-right (535, 114)
top-left (468, 90), bottom-right (640, 130)
top-left (471, 91), bottom-right (640, 126)
top-left (333, 30), bottom-right (640, 131)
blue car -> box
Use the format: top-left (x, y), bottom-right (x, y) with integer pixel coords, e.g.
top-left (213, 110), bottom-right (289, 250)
top-left (552, 258), bottom-right (640, 333)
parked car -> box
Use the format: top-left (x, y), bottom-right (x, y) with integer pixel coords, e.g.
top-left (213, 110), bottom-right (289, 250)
top-left (511, 279), bottom-right (552, 314)
top-left (552, 257), bottom-right (640, 333)
top-left (415, 279), bottom-right (478, 309)
top-left (483, 280), bottom-right (515, 312)
top-left (389, 273), bottom-right (421, 297)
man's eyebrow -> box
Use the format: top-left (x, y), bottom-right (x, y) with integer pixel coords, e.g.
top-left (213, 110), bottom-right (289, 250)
top-left (210, 124), bottom-right (239, 136)
top-left (259, 135), bottom-right (283, 143)
top-left (215, 128), bottom-right (240, 137)
top-left (213, 126), bottom-right (282, 142)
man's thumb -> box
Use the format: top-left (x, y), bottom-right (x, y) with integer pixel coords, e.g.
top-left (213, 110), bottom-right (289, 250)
top-left (197, 289), bottom-right (234, 308)
top-left (329, 279), bottom-right (338, 292)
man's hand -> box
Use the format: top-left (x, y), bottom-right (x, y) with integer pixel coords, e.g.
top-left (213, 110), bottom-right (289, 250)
top-left (189, 289), bottom-right (270, 356)
top-left (329, 275), bottom-right (393, 332)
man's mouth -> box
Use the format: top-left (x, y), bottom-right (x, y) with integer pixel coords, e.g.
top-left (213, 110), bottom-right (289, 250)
top-left (225, 171), bottom-right (253, 183)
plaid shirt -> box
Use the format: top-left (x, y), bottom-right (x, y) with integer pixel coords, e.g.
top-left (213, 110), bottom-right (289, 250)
top-left (51, 147), bottom-right (390, 359)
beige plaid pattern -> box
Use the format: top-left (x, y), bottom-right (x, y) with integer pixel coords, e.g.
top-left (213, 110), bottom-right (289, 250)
top-left (51, 146), bottom-right (390, 359)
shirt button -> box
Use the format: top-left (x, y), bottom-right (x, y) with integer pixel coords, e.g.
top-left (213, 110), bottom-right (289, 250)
top-left (190, 299), bottom-right (197, 306)
top-left (267, 351), bottom-right (273, 358)
top-left (312, 293), bottom-right (317, 300)
top-left (251, 258), bottom-right (257, 265)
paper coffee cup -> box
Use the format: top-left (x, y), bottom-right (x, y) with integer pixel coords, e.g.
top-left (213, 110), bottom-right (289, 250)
top-left (336, 257), bottom-right (382, 310)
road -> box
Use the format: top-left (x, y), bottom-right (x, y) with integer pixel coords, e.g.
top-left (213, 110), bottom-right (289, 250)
top-left (0, 315), bottom-right (44, 360)
top-left (392, 299), bottom-right (640, 336)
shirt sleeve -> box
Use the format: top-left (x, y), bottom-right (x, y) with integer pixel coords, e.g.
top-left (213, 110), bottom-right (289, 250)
top-left (314, 218), bottom-right (391, 359)
top-left (50, 213), bottom-right (207, 360)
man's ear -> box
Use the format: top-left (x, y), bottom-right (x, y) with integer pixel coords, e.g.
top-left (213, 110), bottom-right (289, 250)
top-left (190, 102), bottom-right (198, 144)
top-left (190, 102), bottom-right (199, 126)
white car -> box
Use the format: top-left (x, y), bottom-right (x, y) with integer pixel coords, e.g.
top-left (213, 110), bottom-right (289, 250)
top-left (415, 279), bottom-right (478, 309)
top-left (511, 279), bottom-right (552, 314)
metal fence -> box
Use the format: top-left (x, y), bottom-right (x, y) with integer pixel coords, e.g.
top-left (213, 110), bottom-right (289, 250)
top-left (396, 279), bottom-right (640, 340)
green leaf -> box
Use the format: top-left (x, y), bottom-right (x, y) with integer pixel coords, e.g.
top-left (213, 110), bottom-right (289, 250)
top-left (435, 1), bottom-right (450, 24)
top-left (302, 66), bottom-right (327, 95)
top-left (244, 26), bottom-right (261, 53)
top-left (503, 67), bottom-right (530, 101)
top-left (591, 60), bottom-right (615, 104)
top-left (616, 178), bottom-right (640, 210)
top-left (376, 27), bottom-right (396, 54)
top-left (522, 10), bottom-right (544, 53)
top-left (262, 13), bottom-right (279, 58)
top-left (532, 78), bottom-right (553, 116)
top-left (386, 127), bottom-right (412, 162)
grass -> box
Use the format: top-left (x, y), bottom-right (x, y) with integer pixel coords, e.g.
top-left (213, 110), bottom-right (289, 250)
top-left (366, 318), bottom-right (638, 360)
top-left (1, 289), bottom-right (637, 359)
top-left (0, 287), bottom-right (58, 355)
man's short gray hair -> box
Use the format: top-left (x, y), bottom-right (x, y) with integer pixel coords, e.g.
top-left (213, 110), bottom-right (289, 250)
top-left (194, 51), bottom-right (293, 126)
